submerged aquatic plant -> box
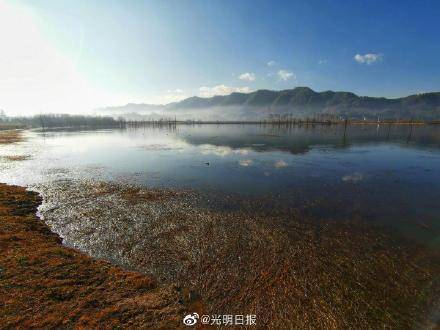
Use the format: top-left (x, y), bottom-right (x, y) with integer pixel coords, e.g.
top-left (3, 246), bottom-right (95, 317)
top-left (35, 179), bottom-right (439, 328)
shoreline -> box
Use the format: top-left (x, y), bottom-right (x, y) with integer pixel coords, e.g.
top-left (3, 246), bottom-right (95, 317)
top-left (0, 183), bottom-right (196, 328)
top-left (0, 130), bottom-right (196, 327)
top-left (1, 180), bottom-right (438, 328)
top-left (1, 120), bottom-right (439, 133)
top-left (25, 178), bottom-right (440, 328)
top-left (0, 128), bottom-right (439, 328)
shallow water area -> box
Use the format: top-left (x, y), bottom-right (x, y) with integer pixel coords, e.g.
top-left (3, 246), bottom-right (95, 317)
top-left (1, 124), bottom-right (439, 247)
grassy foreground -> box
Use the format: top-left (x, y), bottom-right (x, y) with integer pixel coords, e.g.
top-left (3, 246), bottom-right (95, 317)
top-left (0, 184), bottom-right (194, 328)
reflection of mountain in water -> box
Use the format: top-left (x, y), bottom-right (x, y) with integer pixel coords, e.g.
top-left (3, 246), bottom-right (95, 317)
top-left (176, 124), bottom-right (440, 155)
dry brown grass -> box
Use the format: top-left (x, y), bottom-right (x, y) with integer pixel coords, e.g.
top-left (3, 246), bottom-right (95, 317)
top-left (0, 130), bottom-right (23, 144)
top-left (0, 184), bottom-right (198, 328)
top-left (3, 155), bottom-right (31, 161)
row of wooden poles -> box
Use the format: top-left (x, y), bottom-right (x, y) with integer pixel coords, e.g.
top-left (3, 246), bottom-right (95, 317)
top-left (123, 118), bottom-right (437, 128)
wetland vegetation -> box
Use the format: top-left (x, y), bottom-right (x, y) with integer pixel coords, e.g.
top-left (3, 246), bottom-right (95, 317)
top-left (0, 125), bottom-right (439, 328)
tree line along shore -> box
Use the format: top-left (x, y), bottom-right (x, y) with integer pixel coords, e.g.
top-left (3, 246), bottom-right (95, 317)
top-left (1, 113), bottom-right (439, 131)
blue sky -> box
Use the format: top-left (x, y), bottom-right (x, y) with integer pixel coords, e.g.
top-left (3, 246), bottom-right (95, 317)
top-left (1, 0), bottom-right (439, 114)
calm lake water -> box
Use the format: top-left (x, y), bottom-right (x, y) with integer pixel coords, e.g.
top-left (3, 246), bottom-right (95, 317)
top-left (1, 124), bottom-right (439, 246)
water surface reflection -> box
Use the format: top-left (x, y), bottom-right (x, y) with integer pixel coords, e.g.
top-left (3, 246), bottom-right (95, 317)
top-left (0, 124), bottom-right (439, 246)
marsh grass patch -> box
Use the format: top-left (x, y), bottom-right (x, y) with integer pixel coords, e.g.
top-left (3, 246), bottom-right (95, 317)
top-left (0, 130), bottom-right (23, 144)
top-left (34, 180), bottom-right (440, 329)
top-left (4, 155), bottom-right (31, 161)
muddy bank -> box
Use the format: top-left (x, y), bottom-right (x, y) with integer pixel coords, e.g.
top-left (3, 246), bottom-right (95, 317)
top-left (0, 183), bottom-right (194, 328)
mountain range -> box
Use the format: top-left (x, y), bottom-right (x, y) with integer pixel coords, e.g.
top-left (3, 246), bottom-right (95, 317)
top-left (99, 87), bottom-right (440, 120)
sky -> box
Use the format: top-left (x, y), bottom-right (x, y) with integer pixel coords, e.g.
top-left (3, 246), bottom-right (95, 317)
top-left (1, 0), bottom-right (439, 115)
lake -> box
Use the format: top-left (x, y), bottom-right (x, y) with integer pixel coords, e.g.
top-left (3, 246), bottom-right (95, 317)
top-left (1, 123), bottom-right (440, 326)
top-left (1, 123), bottom-right (439, 247)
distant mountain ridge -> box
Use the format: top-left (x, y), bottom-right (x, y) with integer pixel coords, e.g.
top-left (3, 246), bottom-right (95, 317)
top-left (100, 87), bottom-right (440, 120)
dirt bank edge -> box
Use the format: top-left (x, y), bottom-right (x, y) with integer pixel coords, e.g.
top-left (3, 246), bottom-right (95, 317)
top-left (0, 183), bottom-right (192, 328)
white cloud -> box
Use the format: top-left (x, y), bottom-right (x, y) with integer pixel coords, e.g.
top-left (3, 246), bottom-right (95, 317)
top-left (199, 145), bottom-right (250, 157)
top-left (239, 159), bottom-right (253, 167)
top-left (318, 59), bottom-right (328, 65)
top-left (166, 88), bottom-right (183, 94)
top-left (274, 160), bottom-right (288, 169)
top-left (198, 85), bottom-right (253, 98)
top-left (267, 60), bottom-right (276, 67)
top-left (238, 72), bottom-right (256, 82)
top-left (158, 89), bottom-right (187, 103)
top-left (200, 145), bottom-right (234, 157)
top-left (277, 69), bottom-right (295, 81)
top-left (354, 53), bottom-right (383, 65)
top-left (342, 172), bottom-right (364, 183)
